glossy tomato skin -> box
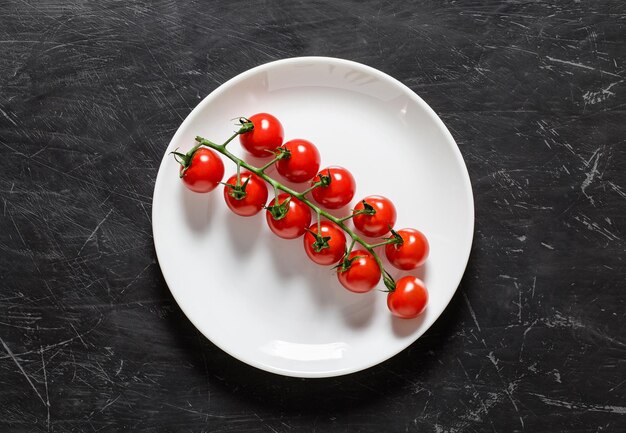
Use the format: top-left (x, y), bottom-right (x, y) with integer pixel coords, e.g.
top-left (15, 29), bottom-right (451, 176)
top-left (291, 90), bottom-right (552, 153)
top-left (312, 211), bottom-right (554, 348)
top-left (303, 221), bottom-right (346, 266)
top-left (181, 148), bottom-right (224, 193)
top-left (239, 113), bottom-right (284, 157)
top-left (353, 195), bottom-right (397, 237)
top-left (337, 250), bottom-right (381, 293)
top-left (387, 276), bottom-right (428, 319)
top-left (223, 172), bottom-right (268, 217)
top-left (266, 193), bottom-right (311, 239)
top-left (311, 166), bottom-right (356, 209)
top-left (385, 228), bottom-right (429, 270)
top-left (275, 139), bottom-right (321, 183)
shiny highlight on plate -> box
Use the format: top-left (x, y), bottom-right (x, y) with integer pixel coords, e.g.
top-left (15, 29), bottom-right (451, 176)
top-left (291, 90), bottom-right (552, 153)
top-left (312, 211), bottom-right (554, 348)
top-left (262, 340), bottom-right (349, 361)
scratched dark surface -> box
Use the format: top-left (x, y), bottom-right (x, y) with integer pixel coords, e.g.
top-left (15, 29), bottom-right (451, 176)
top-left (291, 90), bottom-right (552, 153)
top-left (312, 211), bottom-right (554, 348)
top-left (1, 0), bottom-right (625, 432)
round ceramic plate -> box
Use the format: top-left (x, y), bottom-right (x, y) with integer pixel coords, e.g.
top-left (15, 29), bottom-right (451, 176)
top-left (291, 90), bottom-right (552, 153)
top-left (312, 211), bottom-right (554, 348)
top-left (152, 57), bottom-right (474, 378)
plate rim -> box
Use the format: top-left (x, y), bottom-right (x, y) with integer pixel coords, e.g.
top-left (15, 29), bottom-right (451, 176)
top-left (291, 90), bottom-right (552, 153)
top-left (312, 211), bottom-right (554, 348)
top-left (152, 56), bottom-right (475, 378)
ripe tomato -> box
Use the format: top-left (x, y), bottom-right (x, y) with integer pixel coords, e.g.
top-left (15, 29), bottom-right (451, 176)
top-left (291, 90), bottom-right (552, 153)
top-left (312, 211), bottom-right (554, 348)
top-left (311, 166), bottom-right (356, 209)
top-left (303, 221), bottom-right (346, 265)
top-left (266, 193), bottom-right (311, 239)
top-left (223, 171), bottom-right (268, 217)
top-left (385, 228), bottom-right (429, 270)
top-left (275, 139), bottom-right (321, 183)
top-left (353, 195), bottom-right (397, 237)
top-left (180, 148), bottom-right (224, 193)
top-left (387, 276), bottom-right (428, 319)
top-left (239, 113), bottom-right (284, 157)
top-left (337, 250), bottom-right (381, 293)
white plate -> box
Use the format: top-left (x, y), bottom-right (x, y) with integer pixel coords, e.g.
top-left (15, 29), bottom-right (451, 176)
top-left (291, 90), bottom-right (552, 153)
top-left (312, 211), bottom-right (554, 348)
top-left (152, 57), bottom-right (474, 378)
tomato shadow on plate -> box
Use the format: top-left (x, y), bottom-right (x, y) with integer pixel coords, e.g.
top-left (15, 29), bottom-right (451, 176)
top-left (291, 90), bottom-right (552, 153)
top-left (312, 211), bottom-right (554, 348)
top-left (391, 310), bottom-right (427, 337)
top-left (338, 290), bottom-right (377, 329)
top-left (264, 232), bottom-right (377, 328)
top-left (224, 211), bottom-right (264, 256)
top-left (181, 185), bottom-right (216, 232)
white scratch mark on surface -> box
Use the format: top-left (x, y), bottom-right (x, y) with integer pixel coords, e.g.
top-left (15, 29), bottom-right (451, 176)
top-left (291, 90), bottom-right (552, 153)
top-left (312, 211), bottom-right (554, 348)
top-left (582, 81), bottom-right (621, 105)
top-left (115, 360), bottom-right (124, 376)
top-left (581, 150), bottom-right (601, 204)
top-left (520, 319), bottom-right (538, 360)
top-left (121, 263), bottom-right (152, 293)
top-left (0, 337), bottom-right (46, 406)
top-left (608, 181), bottom-right (626, 199)
top-left (530, 393), bottom-right (626, 414)
top-left (573, 214), bottom-right (619, 241)
top-left (541, 242), bottom-right (555, 250)
top-left (463, 293), bottom-right (481, 332)
top-left (41, 348), bottom-right (51, 432)
top-left (99, 395), bottom-right (121, 413)
top-left (69, 323), bottom-right (89, 349)
top-left (0, 107), bottom-right (18, 126)
top-left (546, 56), bottom-right (621, 78)
top-left (77, 209), bottom-right (113, 256)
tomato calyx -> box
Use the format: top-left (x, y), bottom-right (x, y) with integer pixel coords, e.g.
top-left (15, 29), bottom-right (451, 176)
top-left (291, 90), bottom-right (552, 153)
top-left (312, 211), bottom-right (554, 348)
top-left (334, 253), bottom-right (366, 273)
top-left (266, 195), bottom-right (292, 220)
top-left (317, 169), bottom-right (333, 187)
top-left (236, 117), bottom-right (254, 134)
top-left (305, 228), bottom-right (331, 252)
top-left (276, 146), bottom-right (291, 160)
top-left (224, 175), bottom-right (251, 200)
top-left (346, 200), bottom-right (377, 220)
top-left (386, 227), bottom-right (404, 249)
top-left (171, 145), bottom-right (201, 178)
top-left (360, 200), bottom-right (376, 216)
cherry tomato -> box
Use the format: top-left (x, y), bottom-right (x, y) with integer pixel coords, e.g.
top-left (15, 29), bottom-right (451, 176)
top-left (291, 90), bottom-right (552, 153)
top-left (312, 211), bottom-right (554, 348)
top-left (353, 195), bottom-right (397, 237)
top-left (303, 221), bottom-right (346, 266)
top-left (223, 171), bottom-right (268, 217)
top-left (266, 193), bottom-right (311, 239)
top-left (275, 139), bottom-right (321, 183)
top-left (387, 276), bottom-right (428, 319)
top-left (180, 148), bottom-right (224, 193)
top-left (337, 250), bottom-right (381, 293)
top-left (239, 113), bottom-right (284, 157)
top-left (385, 228), bottom-right (429, 270)
top-left (311, 166), bottom-right (356, 209)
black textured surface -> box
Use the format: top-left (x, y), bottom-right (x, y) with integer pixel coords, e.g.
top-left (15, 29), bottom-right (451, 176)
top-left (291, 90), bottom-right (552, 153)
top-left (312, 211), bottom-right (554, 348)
top-left (1, 1), bottom-right (625, 432)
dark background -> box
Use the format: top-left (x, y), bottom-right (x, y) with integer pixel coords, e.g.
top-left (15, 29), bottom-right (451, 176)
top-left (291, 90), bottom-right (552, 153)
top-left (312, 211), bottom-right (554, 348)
top-left (1, 1), bottom-right (625, 432)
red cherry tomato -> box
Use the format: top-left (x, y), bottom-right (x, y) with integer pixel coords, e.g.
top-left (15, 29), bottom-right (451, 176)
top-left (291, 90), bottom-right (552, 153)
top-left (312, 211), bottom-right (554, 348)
top-left (180, 148), bottom-right (224, 193)
top-left (353, 195), bottom-right (397, 237)
top-left (311, 166), bottom-right (356, 209)
top-left (239, 113), bottom-right (284, 157)
top-left (266, 193), bottom-right (311, 239)
top-left (223, 172), bottom-right (268, 217)
top-left (337, 250), bottom-right (381, 293)
top-left (385, 228), bottom-right (429, 270)
top-left (275, 139), bottom-right (321, 183)
top-left (303, 221), bottom-right (346, 266)
top-left (387, 276), bottom-right (428, 319)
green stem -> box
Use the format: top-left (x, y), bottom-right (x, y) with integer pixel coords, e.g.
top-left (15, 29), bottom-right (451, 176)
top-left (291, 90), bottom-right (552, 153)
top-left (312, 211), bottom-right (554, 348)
top-left (316, 209), bottom-right (321, 233)
top-left (223, 131), bottom-right (239, 147)
top-left (299, 181), bottom-right (322, 197)
top-left (369, 238), bottom-right (398, 249)
top-left (259, 154), bottom-right (283, 172)
top-left (235, 160), bottom-right (241, 185)
top-left (194, 135), bottom-right (390, 279)
top-left (337, 208), bottom-right (369, 222)
top-left (346, 238), bottom-right (356, 255)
